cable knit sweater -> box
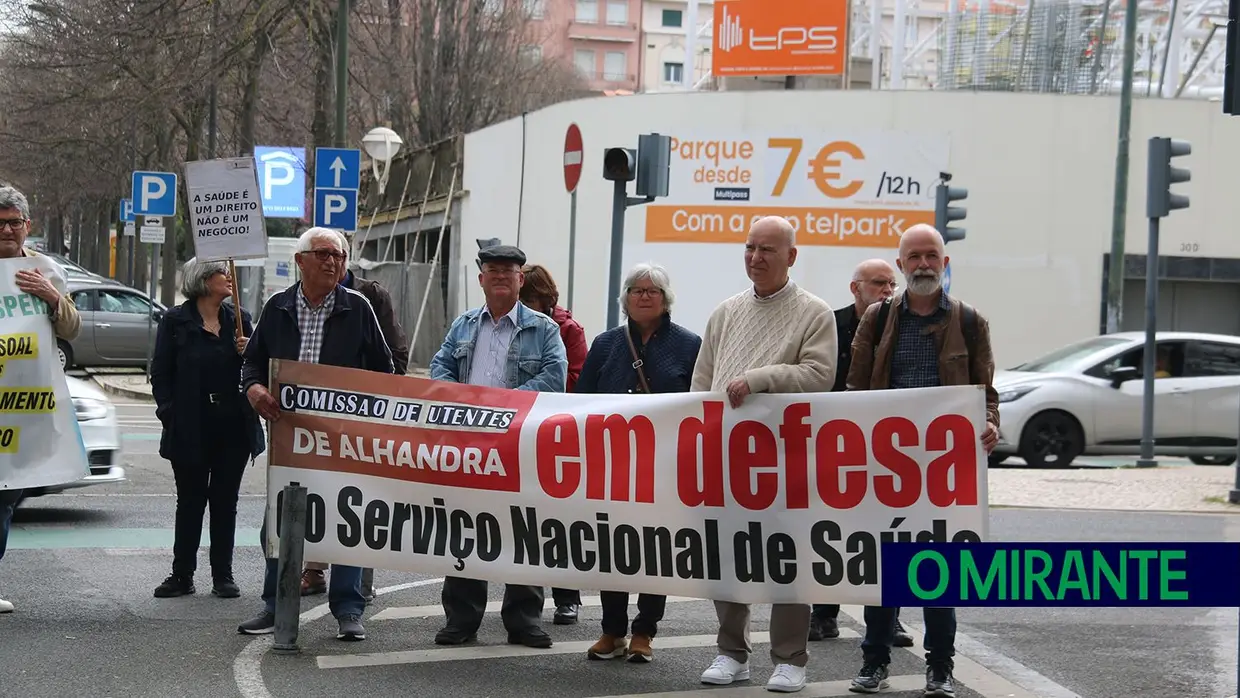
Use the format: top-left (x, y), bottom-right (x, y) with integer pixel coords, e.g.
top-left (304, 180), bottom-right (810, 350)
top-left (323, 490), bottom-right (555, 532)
top-left (690, 280), bottom-right (837, 394)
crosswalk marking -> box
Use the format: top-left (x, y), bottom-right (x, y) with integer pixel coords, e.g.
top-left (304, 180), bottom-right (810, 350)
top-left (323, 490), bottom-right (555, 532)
top-left (316, 629), bottom-right (862, 670)
top-left (370, 594), bottom-right (704, 622)
top-left (583, 675), bottom-right (926, 698)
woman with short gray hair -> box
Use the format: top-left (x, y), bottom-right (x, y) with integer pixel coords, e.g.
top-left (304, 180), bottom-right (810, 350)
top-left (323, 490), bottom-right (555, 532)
top-left (150, 258), bottom-right (265, 600)
top-left (577, 262), bottom-right (702, 663)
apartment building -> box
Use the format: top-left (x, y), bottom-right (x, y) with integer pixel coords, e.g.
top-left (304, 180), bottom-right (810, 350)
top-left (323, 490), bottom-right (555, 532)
top-left (639, 0), bottom-right (713, 92)
top-left (527, 0), bottom-right (643, 93)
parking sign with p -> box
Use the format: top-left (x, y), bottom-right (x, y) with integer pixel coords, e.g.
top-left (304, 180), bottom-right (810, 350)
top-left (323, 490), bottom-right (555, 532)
top-left (131, 171), bottom-right (178, 217)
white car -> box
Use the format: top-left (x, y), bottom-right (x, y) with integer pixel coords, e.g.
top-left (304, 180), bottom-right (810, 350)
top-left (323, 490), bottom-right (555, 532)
top-left (14, 375), bottom-right (126, 506)
top-left (991, 331), bottom-right (1240, 468)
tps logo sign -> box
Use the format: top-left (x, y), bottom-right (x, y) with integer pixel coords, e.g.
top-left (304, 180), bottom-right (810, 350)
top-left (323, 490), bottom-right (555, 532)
top-left (713, 0), bottom-right (846, 77)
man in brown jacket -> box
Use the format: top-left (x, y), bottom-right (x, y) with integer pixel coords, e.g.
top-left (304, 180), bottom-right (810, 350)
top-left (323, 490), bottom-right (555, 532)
top-left (844, 224), bottom-right (998, 698)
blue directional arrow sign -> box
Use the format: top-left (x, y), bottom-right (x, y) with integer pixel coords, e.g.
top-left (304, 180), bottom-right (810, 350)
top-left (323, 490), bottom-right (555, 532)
top-left (119, 199), bottom-right (134, 223)
top-left (315, 148), bottom-right (361, 190)
top-left (131, 171), bottom-right (178, 217)
top-left (314, 188), bottom-right (358, 232)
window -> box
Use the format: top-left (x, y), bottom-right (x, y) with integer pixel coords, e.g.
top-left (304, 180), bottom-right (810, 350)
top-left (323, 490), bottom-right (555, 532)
top-left (1185, 342), bottom-right (1240, 377)
top-left (661, 8), bottom-right (683, 27)
top-left (603, 51), bottom-right (626, 80)
top-left (98, 290), bottom-right (152, 315)
top-left (662, 61), bottom-right (684, 83)
top-left (70, 290), bottom-right (94, 312)
top-left (574, 49), bottom-right (596, 77)
top-left (575, 0), bottom-right (598, 22)
top-left (1012, 335), bottom-right (1131, 373)
top-left (606, 0), bottom-right (628, 25)
top-left (520, 44), bottom-right (543, 62)
top-left (523, 0), bottom-right (545, 18)
top-left (1085, 342), bottom-right (1187, 380)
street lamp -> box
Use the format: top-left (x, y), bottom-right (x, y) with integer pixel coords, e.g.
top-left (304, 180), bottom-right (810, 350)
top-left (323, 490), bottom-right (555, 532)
top-left (361, 127), bottom-right (403, 196)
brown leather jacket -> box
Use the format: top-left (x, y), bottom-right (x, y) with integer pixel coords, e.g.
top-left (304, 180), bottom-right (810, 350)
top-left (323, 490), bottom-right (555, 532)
top-left (846, 292), bottom-right (1000, 428)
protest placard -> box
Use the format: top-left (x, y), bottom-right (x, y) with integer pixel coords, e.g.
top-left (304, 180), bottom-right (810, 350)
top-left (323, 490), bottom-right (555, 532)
top-left (264, 361), bottom-right (989, 605)
top-left (0, 257), bottom-right (89, 491)
top-left (185, 157), bottom-right (268, 262)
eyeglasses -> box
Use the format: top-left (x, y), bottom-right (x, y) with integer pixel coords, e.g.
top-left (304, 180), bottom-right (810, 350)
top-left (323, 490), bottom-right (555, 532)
top-left (0, 219), bottom-right (27, 232)
top-left (303, 249), bottom-right (345, 262)
top-left (628, 288), bottom-right (663, 298)
top-left (867, 279), bottom-right (898, 288)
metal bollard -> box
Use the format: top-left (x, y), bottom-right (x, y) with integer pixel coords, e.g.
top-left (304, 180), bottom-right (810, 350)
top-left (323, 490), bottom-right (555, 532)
top-left (272, 483), bottom-right (308, 655)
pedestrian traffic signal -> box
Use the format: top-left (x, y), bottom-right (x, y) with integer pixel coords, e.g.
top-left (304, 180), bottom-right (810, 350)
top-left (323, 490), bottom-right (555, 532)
top-left (935, 183), bottom-right (968, 244)
top-left (603, 148), bottom-right (637, 182)
top-left (1146, 137), bottom-right (1191, 219)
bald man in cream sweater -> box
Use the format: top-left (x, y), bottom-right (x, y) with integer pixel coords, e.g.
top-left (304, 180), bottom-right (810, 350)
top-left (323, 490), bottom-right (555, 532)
top-left (693, 216), bottom-right (837, 694)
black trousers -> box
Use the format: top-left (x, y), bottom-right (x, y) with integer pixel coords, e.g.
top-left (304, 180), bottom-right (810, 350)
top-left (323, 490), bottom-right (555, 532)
top-left (600, 591), bottom-right (666, 638)
top-left (552, 587), bottom-right (581, 606)
top-left (170, 444), bottom-right (250, 578)
top-left (812, 604), bottom-right (840, 619)
top-left (442, 576), bottom-right (544, 633)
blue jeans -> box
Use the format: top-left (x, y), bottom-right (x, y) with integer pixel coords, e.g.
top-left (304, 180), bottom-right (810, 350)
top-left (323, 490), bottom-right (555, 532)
top-left (258, 522), bottom-right (364, 619)
top-left (861, 606), bottom-right (956, 667)
top-left (0, 489), bottom-right (19, 563)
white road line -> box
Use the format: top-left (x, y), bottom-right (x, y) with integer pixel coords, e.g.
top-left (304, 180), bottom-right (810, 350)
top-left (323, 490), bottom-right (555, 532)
top-left (582, 675), bottom-right (926, 698)
top-left (233, 577), bottom-right (446, 698)
top-left (839, 605), bottom-right (1078, 698)
top-left (370, 594), bottom-right (705, 621)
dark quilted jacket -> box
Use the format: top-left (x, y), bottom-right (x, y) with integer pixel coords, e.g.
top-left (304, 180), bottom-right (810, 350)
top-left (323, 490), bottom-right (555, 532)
top-left (576, 314), bottom-right (702, 395)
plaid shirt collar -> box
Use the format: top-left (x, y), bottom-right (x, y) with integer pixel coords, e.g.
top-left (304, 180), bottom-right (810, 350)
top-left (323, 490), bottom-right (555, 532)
top-left (298, 284), bottom-right (336, 313)
top-left (900, 289), bottom-right (951, 315)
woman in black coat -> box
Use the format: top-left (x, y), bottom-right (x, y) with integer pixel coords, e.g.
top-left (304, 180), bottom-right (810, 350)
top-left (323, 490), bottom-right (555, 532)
top-left (580, 262), bottom-right (701, 664)
top-left (150, 259), bottom-right (265, 599)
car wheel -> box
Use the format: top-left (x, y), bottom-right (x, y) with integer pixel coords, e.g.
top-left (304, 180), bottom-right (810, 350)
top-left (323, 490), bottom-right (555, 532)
top-left (1018, 410), bottom-right (1084, 468)
top-left (1190, 455), bottom-right (1237, 466)
top-left (988, 454), bottom-right (1009, 467)
top-left (57, 340), bottom-right (73, 370)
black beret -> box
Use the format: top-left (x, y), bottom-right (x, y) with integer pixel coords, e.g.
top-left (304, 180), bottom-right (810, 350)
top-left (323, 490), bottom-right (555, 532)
top-left (477, 244), bottom-right (526, 267)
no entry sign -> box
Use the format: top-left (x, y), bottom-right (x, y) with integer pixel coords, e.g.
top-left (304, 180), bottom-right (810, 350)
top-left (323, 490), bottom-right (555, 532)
top-left (564, 124), bottom-right (583, 193)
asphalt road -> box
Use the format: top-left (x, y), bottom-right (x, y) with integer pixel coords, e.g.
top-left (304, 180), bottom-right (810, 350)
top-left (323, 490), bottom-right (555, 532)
top-left (0, 398), bottom-right (1236, 698)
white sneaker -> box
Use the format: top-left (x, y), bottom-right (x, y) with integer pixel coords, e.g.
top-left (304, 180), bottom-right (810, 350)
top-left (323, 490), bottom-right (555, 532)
top-left (0, 598), bottom-right (13, 613)
top-left (766, 664), bottom-right (807, 692)
top-left (701, 655), bottom-right (750, 685)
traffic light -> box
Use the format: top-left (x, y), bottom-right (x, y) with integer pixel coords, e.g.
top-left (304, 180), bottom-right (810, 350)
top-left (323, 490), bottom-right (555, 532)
top-left (635, 134), bottom-right (671, 198)
top-left (934, 182), bottom-right (968, 243)
top-left (602, 148), bottom-right (636, 182)
top-left (1146, 137), bottom-right (1191, 219)
top-left (1225, 0), bottom-right (1240, 115)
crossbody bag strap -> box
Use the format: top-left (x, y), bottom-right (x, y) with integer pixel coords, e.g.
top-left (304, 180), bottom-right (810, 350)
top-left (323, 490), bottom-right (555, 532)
top-left (623, 327), bottom-right (653, 394)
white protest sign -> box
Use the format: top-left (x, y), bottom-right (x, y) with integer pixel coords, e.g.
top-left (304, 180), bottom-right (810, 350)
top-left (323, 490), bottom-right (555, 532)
top-left (0, 257), bottom-right (89, 490)
top-left (185, 157), bottom-right (268, 262)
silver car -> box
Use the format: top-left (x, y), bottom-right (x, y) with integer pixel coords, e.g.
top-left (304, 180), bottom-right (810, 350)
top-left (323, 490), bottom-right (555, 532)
top-left (13, 375), bottom-right (126, 507)
top-left (59, 277), bottom-right (167, 369)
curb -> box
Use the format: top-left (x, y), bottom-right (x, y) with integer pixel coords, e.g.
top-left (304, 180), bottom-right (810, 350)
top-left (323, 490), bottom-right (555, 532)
top-left (88, 375), bottom-right (154, 402)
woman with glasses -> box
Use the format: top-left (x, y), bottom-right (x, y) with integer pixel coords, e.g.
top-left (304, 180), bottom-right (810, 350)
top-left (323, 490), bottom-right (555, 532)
top-left (579, 262), bottom-right (701, 664)
top-left (150, 259), bottom-right (264, 599)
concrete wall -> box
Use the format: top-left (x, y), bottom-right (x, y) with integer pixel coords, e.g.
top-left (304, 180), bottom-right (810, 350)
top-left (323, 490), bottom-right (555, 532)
top-left (458, 90), bottom-right (1240, 368)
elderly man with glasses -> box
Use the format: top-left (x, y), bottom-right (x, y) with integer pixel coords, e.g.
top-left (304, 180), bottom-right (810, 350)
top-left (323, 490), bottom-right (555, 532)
top-left (0, 185), bottom-right (81, 614)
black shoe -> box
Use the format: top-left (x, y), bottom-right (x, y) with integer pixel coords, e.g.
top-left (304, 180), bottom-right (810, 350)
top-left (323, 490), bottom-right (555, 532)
top-left (849, 662), bottom-right (890, 693)
top-left (434, 626), bottom-right (478, 645)
top-left (924, 664), bottom-right (956, 697)
top-left (553, 604), bottom-right (579, 625)
top-left (336, 614), bottom-right (366, 641)
top-left (237, 611), bottom-right (275, 635)
top-left (894, 618), bottom-right (914, 647)
top-left (212, 577), bottom-right (240, 598)
top-left (153, 574), bottom-right (195, 598)
top-left (507, 626), bottom-right (553, 648)
top-left (808, 615), bottom-right (839, 641)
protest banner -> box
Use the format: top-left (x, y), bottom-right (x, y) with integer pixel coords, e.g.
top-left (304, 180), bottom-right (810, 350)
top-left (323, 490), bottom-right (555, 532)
top-left (264, 360), bottom-right (988, 605)
top-left (0, 257), bottom-right (89, 491)
top-left (184, 157), bottom-right (268, 263)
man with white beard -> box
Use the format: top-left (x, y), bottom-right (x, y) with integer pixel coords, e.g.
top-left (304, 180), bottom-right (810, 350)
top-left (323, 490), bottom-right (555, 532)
top-left (843, 225), bottom-right (999, 697)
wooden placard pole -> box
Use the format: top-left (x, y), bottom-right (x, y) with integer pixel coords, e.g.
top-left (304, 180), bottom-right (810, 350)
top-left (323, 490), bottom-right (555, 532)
top-left (228, 259), bottom-right (243, 339)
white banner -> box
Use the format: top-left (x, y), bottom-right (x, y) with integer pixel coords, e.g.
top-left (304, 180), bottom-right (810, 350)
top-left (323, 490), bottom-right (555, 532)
top-left (264, 361), bottom-right (989, 605)
top-left (185, 157), bottom-right (268, 262)
top-left (0, 257), bottom-right (89, 490)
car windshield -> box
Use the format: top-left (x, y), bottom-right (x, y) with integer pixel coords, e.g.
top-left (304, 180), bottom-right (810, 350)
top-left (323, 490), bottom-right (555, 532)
top-left (46, 254), bottom-right (88, 274)
top-left (1010, 336), bottom-right (1132, 373)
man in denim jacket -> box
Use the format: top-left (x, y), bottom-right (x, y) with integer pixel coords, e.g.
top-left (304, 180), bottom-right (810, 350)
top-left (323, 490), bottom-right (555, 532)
top-left (429, 243), bottom-right (567, 648)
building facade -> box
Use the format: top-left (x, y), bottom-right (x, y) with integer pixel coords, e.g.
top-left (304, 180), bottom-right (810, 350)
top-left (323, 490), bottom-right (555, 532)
top-left (528, 0), bottom-right (643, 93)
top-left (638, 0), bottom-right (714, 92)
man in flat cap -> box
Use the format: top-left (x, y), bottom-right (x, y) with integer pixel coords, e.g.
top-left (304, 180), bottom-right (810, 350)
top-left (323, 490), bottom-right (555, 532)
top-left (429, 242), bottom-right (568, 649)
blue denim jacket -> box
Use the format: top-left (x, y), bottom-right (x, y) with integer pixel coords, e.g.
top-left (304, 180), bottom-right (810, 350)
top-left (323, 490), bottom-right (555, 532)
top-left (429, 302), bottom-right (568, 392)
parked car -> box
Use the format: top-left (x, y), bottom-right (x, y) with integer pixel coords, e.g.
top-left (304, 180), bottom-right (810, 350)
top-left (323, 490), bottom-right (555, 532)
top-left (991, 332), bottom-right (1240, 468)
top-left (58, 277), bottom-right (166, 369)
top-left (14, 375), bottom-right (125, 507)
top-left (43, 253), bottom-right (102, 279)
